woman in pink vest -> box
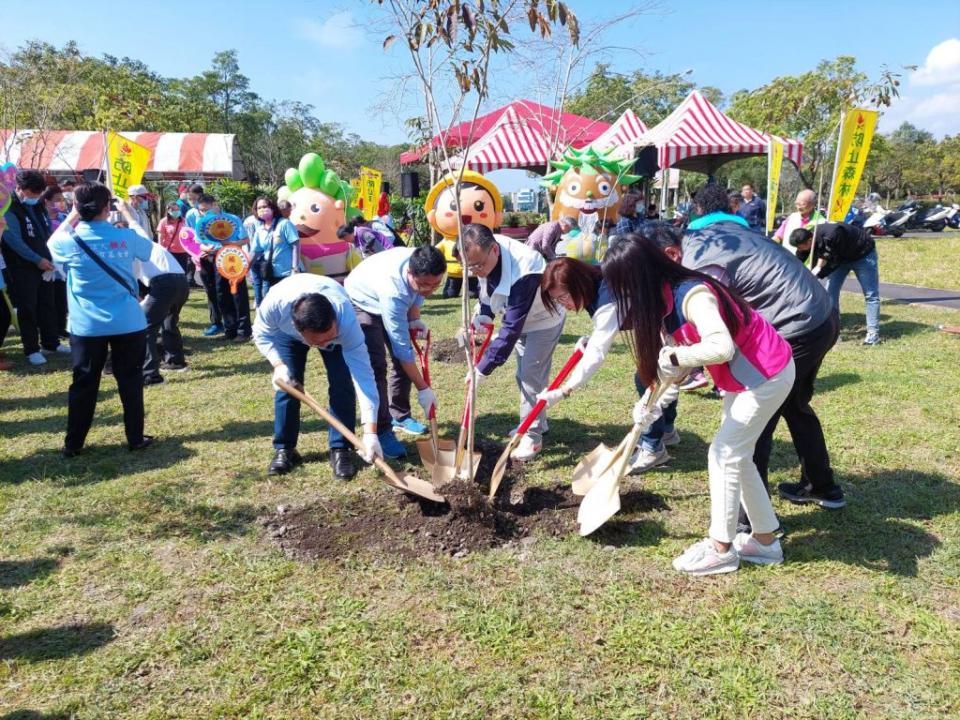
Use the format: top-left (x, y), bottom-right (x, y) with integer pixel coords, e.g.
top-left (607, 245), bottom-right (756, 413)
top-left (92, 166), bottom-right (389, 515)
top-left (603, 234), bottom-right (795, 576)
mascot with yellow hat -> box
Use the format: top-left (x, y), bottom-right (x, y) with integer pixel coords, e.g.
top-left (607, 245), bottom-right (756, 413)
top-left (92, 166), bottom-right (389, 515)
top-left (425, 170), bottom-right (503, 239)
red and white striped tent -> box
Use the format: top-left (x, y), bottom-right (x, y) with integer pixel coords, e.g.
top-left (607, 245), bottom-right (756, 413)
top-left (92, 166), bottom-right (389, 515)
top-left (635, 91), bottom-right (803, 173)
top-left (588, 108), bottom-right (648, 159)
top-left (445, 105), bottom-right (563, 173)
top-left (0, 129), bottom-right (241, 179)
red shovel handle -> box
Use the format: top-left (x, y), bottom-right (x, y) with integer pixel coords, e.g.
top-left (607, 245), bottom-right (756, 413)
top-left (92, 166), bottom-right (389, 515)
top-left (515, 341), bottom-right (585, 437)
top-left (410, 328), bottom-right (431, 385)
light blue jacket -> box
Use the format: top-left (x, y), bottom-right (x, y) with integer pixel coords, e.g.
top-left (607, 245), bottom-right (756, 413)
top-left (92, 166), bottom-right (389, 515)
top-left (252, 273), bottom-right (379, 424)
top-left (344, 247), bottom-right (424, 363)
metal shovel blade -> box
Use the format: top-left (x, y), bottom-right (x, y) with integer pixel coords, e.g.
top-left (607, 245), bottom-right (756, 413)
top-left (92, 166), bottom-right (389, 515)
top-left (571, 443), bottom-right (619, 495)
top-left (576, 424), bottom-right (643, 536)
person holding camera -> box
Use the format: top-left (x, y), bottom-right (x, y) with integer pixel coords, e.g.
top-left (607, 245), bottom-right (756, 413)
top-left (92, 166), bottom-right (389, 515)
top-left (46, 182), bottom-right (156, 457)
top-left (250, 196), bottom-right (301, 302)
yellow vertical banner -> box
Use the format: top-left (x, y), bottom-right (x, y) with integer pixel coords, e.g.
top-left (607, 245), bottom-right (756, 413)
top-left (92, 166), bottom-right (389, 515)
top-left (359, 166), bottom-right (382, 220)
top-left (349, 178), bottom-right (362, 211)
top-left (106, 132), bottom-right (151, 199)
top-left (766, 138), bottom-right (784, 234)
top-left (827, 108), bottom-right (878, 222)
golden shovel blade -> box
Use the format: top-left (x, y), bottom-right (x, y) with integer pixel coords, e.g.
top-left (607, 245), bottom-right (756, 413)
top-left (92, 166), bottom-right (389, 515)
top-left (415, 438), bottom-right (482, 484)
top-left (571, 443), bottom-right (619, 495)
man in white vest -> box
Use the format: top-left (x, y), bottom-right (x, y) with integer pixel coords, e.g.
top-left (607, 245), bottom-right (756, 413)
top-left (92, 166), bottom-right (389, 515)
top-left (774, 189), bottom-right (825, 255)
top-left (457, 223), bottom-right (565, 461)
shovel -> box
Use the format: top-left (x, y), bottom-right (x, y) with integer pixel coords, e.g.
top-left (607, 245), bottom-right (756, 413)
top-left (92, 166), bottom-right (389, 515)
top-left (455, 322), bottom-right (494, 479)
top-left (487, 338), bottom-right (587, 499)
top-left (276, 379), bottom-right (445, 503)
top-left (411, 330), bottom-right (445, 471)
top-left (576, 381), bottom-right (668, 536)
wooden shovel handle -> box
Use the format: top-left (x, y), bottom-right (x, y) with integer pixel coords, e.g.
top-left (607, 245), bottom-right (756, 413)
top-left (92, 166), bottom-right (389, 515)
top-left (276, 379), bottom-right (403, 484)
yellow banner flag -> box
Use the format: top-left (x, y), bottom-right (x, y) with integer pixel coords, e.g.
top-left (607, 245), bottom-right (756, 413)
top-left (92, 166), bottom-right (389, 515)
top-left (106, 132), bottom-right (151, 199)
top-left (766, 138), bottom-right (784, 234)
top-left (349, 178), bottom-right (362, 210)
top-left (827, 109), bottom-right (878, 222)
top-left (359, 166), bottom-right (382, 220)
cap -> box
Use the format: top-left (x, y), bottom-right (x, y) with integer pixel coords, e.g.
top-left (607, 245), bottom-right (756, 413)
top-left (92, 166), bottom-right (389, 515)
top-left (127, 184), bottom-right (149, 197)
top-left (424, 170), bottom-right (502, 215)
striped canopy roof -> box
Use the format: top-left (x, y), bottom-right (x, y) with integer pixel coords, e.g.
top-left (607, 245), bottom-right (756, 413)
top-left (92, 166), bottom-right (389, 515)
top-left (0, 129), bottom-right (240, 179)
top-left (588, 109), bottom-right (649, 159)
top-left (635, 91), bottom-right (803, 173)
top-left (446, 105), bottom-right (563, 173)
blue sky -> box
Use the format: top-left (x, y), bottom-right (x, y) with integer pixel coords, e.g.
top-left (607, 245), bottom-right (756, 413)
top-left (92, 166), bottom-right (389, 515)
top-left (4, 0), bottom-right (959, 191)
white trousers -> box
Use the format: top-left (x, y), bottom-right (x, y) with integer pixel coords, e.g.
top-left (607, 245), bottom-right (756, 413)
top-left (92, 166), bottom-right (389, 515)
top-left (708, 359), bottom-right (796, 542)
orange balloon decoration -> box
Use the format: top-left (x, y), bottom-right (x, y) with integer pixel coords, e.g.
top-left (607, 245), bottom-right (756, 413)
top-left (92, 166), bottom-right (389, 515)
top-left (215, 244), bottom-right (251, 295)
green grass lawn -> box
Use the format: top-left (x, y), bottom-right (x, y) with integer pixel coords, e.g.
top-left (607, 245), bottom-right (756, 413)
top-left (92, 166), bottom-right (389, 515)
top-left (876, 232), bottom-right (960, 291)
top-left (1, 288), bottom-right (959, 719)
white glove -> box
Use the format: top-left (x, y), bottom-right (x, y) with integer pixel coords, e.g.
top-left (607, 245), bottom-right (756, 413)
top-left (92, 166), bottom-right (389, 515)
top-left (408, 319), bottom-right (428, 339)
top-left (472, 314), bottom-right (493, 332)
top-left (360, 432), bottom-right (383, 463)
top-left (464, 368), bottom-right (489, 387)
top-left (657, 346), bottom-right (688, 382)
top-left (536, 388), bottom-right (566, 408)
top-left (42, 270), bottom-right (56, 282)
top-left (272, 364), bottom-right (293, 392)
top-left (811, 265), bottom-right (822, 277)
top-left (417, 386), bottom-right (437, 417)
top-left (632, 398), bottom-right (664, 429)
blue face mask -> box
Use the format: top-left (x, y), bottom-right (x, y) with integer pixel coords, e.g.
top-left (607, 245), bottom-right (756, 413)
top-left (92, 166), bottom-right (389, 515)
top-left (22, 197), bottom-right (39, 206)
top-left (169, 210), bottom-right (182, 219)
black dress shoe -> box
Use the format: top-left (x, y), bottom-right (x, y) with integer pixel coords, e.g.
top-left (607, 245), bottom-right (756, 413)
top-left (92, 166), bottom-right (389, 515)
top-left (60, 445), bottom-right (83, 459)
top-left (330, 448), bottom-right (357, 480)
top-left (268, 448), bottom-right (297, 475)
top-left (129, 435), bottom-right (155, 451)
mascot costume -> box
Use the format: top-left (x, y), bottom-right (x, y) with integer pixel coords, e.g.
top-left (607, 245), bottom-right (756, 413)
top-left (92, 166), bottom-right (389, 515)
top-left (277, 152), bottom-right (361, 282)
top-left (424, 170), bottom-right (503, 239)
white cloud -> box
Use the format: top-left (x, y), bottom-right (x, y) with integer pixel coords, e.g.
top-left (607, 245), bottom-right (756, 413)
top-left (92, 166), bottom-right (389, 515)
top-left (911, 38), bottom-right (960, 87)
top-left (879, 89), bottom-right (960, 137)
top-left (296, 11), bottom-right (363, 50)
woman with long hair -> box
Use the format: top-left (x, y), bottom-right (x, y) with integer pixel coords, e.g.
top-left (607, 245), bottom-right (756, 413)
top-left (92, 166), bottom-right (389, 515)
top-left (602, 234), bottom-right (796, 576)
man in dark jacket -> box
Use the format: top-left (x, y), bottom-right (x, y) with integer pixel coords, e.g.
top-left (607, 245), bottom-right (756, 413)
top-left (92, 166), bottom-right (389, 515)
top-left (790, 222), bottom-right (880, 345)
top-left (680, 184), bottom-right (845, 523)
top-left (737, 184), bottom-right (766, 230)
top-left (1, 169), bottom-right (69, 365)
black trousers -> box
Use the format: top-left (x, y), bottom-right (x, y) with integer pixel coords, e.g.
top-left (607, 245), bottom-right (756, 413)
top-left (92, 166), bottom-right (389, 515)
top-left (6, 258), bottom-right (59, 356)
top-left (198, 256), bottom-right (222, 327)
top-left (354, 307), bottom-right (413, 430)
top-left (0, 283), bottom-right (11, 349)
top-left (752, 311), bottom-right (840, 493)
top-left (65, 330), bottom-right (146, 450)
top-left (442, 276), bottom-right (479, 299)
top-left (141, 273), bottom-right (189, 378)
top-left (54, 279), bottom-right (68, 337)
top-left (215, 274), bottom-right (251, 338)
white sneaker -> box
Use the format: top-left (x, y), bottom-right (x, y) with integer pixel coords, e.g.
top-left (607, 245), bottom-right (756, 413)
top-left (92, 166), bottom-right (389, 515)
top-left (672, 538), bottom-right (740, 575)
top-left (53, 344), bottom-right (71, 354)
top-left (732, 533), bottom-right (784, 566)
top-left (509, 434), bottom-right (541, 461)
top-left (27, 351), bottom-right (47, 366)
top-left (662, 428), bottom-right (681, 447)
top-left (627, 445), bottom-right (669, 474)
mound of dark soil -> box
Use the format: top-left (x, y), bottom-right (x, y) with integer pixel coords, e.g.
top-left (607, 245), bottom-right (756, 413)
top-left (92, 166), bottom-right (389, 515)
top-left (260, 438), bottom-right (581, 561)
top-left (430, 338), bottom-right (466, 364)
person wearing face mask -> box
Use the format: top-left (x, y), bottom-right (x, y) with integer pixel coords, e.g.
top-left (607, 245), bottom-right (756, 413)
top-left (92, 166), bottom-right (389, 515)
top-left (253, 273), bottom-right (383, 479)
top-left (62, 179), bottom-right (77, 213)
top-left (196, 194), bottom-right (252, 341)
top-left (40, 186), bottom-right (70, 339)
top-left (157, 201), bottom-right (191, 274)
top-left (250, 196), bottom-right (301, 304)
top-left (126, 185), bottom-right (154, 239)
top-left (1, 169), bottom-right (69, 365)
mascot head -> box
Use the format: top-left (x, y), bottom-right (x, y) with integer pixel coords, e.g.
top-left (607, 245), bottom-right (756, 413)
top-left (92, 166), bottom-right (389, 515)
top-left (424, 170), bottom-right (502, 239)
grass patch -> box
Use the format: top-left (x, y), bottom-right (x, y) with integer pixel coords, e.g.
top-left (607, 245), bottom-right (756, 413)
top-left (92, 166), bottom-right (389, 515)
top-left (876, 232), bottom-right (960, 291)
top-left (1, 287), bottom-right (958, 719)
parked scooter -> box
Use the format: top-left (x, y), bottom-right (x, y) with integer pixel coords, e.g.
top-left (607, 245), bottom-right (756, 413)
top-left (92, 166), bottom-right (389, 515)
top-left (946, 204), bottom-right (960, 229)
top-left (919, 202), bottom-right (955, 232)
top-left (878, 201), bottom-right (919, 237)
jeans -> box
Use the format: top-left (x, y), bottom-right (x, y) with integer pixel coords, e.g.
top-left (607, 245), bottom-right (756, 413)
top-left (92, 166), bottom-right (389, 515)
top-left (272, 334), bottom-right (356, 451)
top-left (443, 276), bottom-right (479, 299)
top-left (198, 256), bottom-right (222, 327)
top-left (710, 360), bottom-right (795, 542)
top-left (634, 372), bottom-right (678, 452)
top-left (5, 257), bottom-right (59, 356)
top-left (353, 308), bottom-right (412, 430)
top-left (65, 330), bottom-right (146, 450)
top-left (823, 248), bottom-right (880, 334)
top-left (141, 273), bottom-right (189, 378)
top-left (514, 319), bottom-right (564, 444)
top-left (249, 261), bottom-right (264, 308)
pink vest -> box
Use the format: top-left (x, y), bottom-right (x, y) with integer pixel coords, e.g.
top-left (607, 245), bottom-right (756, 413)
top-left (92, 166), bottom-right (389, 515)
top-left (664, 281), bottom-right (792, 392)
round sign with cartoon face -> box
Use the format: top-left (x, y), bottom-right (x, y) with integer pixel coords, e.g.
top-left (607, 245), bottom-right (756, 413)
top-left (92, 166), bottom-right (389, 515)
top-left (214, 244), bottom-right (250, 294)
top-left (199, 213), bottom-right (240, 244)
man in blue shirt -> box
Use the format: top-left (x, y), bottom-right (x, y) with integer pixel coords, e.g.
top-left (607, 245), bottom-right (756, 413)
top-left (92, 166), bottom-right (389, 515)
top-left (345, 245), bottom-right (447, 455)
top-left (1, 169), bottom-right (69, 365)
top-left (613, 191), bottom-right (644, 237)
top-left (196, 194), bottom-right (251, 341)
top-left (737, 184), bottom-right (767, 231)
top-left (253, 273), bottom-right (383, 479)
